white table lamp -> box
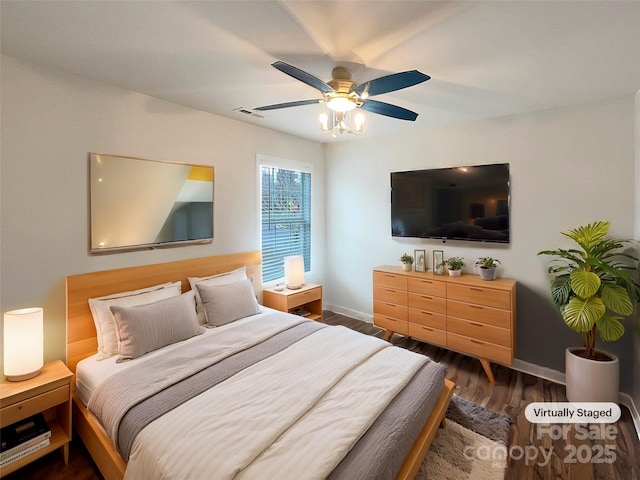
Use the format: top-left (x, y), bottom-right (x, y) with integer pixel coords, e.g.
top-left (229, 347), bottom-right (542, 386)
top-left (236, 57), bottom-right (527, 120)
top-left (284, 255), bottom-right (305, 290)
top-left (3, 307), bottom-right (44, 381)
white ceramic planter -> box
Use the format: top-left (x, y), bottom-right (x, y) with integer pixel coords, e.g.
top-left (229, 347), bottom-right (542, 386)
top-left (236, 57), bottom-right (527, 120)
top-left (448, 269), bottom-right (461, 277)
top-left (402, 263), bottom-right (412, 271)
top-left (565, 347), bottom-right (619, 403)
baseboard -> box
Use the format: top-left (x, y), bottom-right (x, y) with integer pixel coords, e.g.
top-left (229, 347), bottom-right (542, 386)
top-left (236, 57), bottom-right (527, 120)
top-left (323, 308), bottom-right (640, 441)
top-left (323, 303), bottom-right (373, 324)
top-left (511, 358), bottom-right (566, 385)
top-left (619, 393), bottom-right (640, 442)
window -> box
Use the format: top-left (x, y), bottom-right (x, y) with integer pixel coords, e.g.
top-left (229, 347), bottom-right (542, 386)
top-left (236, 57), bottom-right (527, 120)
top-left (259, 156), bottom-right (311, 283)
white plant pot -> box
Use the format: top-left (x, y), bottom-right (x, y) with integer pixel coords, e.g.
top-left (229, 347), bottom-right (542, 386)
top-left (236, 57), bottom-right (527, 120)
top-left (479, 267), bottom-right (496, 281)
top-left (565, 347), bottom-right (619, 403)
top-left (402, 263), bottom-right (412, 271)
top-left (448, 269), bottom-right (461, 277)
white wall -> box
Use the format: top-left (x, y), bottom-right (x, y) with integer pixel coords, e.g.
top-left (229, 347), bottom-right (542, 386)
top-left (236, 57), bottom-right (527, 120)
top-left (0, 55), bottom-right (326, 368)
top-left (324, 96), bottom-right (637, 393)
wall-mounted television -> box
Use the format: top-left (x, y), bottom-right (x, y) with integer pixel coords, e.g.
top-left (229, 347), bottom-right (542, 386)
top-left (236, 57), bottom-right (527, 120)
top-left (391, 163), bottom-right (510, 243)
top-left (90, 153), bottom-right (214, 253)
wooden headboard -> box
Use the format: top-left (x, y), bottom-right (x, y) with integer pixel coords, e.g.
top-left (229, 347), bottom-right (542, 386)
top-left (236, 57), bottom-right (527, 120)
top-left (66, 251), bottom-right (261, 375)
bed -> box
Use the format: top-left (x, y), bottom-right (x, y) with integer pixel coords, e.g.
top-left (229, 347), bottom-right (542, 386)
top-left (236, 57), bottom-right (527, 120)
top-left (66, 251), bottom-right (455, 480)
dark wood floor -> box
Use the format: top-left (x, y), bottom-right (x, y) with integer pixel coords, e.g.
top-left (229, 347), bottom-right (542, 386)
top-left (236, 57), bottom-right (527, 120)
top-left (4, 312), bottom-right (639, 480)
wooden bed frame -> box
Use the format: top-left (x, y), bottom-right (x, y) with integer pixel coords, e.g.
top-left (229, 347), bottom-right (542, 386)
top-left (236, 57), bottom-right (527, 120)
top-left (65, 251), bottom-right (455, 480)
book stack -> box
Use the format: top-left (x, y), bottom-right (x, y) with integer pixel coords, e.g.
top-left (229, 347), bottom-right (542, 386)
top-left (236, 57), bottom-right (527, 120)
top-left (1, 413), bottom-right (51, 467)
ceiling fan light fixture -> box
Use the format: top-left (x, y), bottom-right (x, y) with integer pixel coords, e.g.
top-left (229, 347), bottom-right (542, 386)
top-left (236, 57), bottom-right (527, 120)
top-left (326, 96), bottom-right (357, 112)
top-left (319, 110), bottom-right (364, 136)
top-left (257, 61), bottom-right (427, 136)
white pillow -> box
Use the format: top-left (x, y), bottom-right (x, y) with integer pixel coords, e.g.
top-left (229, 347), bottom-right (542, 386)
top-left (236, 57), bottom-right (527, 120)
top-left (111, 291), bottom-right (202, 363)
top-left (188, 267), bottom-right (247, 325)
top-left (196, 279), bottom-right (261, 327)
top-left (89, 281), bottom-right (181, 359)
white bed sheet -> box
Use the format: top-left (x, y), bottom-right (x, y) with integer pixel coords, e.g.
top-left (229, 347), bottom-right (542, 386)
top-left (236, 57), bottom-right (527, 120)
top-left (75, 307), bottom-right (276, 406)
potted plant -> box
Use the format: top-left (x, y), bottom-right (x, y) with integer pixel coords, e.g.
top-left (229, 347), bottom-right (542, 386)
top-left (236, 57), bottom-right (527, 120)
top-left (400, 253), bottom-right (414, 271)
top-left (441, 256), bottom-right (464, 276)
top-left (538, 221), bottom-right (640, 402)
top-left (475, 257), bottom-right (501, 281)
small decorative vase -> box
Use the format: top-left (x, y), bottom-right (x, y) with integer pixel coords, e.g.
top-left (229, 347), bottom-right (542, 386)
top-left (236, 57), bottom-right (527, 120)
top-left (479, 267), bottom-right (496, 281)
top-left (402, 263), bottom-right (412, 271)
top-left (448, 268), bottom-right (461, 277)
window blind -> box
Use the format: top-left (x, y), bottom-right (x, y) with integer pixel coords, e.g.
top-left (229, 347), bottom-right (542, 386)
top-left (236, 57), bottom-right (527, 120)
top-left (260, 162), bottom-right (311, 283)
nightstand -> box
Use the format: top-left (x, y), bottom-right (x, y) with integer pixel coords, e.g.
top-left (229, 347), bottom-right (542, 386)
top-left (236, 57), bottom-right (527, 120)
top-left (0, 360), bottom-right (73, 477)
top-left (263, 283), bottom-right (323, 321)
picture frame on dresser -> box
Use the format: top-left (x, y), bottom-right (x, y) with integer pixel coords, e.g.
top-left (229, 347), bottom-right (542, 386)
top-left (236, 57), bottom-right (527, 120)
top-left (414, 250), bottom-right (426, 272)
top-left (433, 250), bottom-right (444, 275)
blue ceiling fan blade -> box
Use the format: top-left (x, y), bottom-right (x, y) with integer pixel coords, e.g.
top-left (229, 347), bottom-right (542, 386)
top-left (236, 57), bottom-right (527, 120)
top-left (271, 61), bottom-right (335, 94)
top-left (254, 99), bottom-right (322, 111)
top-left (352, 70), bottom-right (430, 97)
top-left (360, 100), bottom-right (419, 121)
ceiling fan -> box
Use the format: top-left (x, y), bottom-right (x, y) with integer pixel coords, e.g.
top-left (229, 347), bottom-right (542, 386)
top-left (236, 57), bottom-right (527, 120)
top-left (255, 61), bottom-right (430, 122)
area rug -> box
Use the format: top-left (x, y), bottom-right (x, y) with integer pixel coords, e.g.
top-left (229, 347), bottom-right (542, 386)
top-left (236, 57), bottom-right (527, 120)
top-left (416, 395), bottom-right (512, 480)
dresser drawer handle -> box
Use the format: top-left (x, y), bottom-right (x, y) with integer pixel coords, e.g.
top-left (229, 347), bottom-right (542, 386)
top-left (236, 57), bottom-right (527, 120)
top-left (470, 339), bottom-right (485, 345)
top-left (470, 322), bottom-right (484, 327)
top-left (421, 295), bottom-right (433, 300)
top-left (420, 311), bottom-right (433, 316)
top-left (420, 280), bottom-right (433, 284)
top-left (385, 303), bottom-right (396, 308)
top-left (421, 326), bottom-right (434, 332)
top-left (385, 288), bottom-right (395, 292)
top-left (469, 305), bottom-right (484, 310)
top-left (470, 287), bottom-right (484, 292)
top-left (384, 274), bottom-right (396, 278)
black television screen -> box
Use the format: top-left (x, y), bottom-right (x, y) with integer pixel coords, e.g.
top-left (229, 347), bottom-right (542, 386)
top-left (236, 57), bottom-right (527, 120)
top-left (391, 163), bottom-right (510, 243)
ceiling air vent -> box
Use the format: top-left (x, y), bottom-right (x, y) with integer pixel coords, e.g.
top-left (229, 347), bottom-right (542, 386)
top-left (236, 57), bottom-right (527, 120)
top-left (233, 107), bottom-right (264, 119)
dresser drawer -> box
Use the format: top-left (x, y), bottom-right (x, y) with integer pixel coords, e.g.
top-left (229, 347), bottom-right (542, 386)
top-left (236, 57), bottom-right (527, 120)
top-left (408, 323), bottom-right (447, 347)
top-left (374, 314), bottom-right (409, 335)
top-left (447, 300), bottom-right (511, 328)
top-left (447, 283), bottom-right (511, 310)
top-left (447, 316), bottom-right (511, 347)
top-left (408, 293), bottom-right (446, 314)
top-left (447, 332), bottom-right (512, 365)
top-left (373, 300), bottom-right (408, 321)
top-left (373, 271), bottom-right (408, 290)
top-left (373, 286), bottom-right (407, 306)
top-left (1, 385), bottom-right (69, 426)
top-left (408, 277), bottom-right (446, 297)
top-left (409, 309), bottom-right (446, 330)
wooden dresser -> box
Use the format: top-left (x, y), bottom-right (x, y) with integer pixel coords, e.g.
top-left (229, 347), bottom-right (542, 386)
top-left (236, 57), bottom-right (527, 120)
top-left (373, 266), bottom-right (516, 384)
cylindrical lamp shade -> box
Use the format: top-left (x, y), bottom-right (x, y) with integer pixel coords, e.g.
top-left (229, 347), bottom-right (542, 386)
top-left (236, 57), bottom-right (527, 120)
top-left (3, 308), bottom-right (44, 382)
top-left (284, 255), bottom-right (305, 290)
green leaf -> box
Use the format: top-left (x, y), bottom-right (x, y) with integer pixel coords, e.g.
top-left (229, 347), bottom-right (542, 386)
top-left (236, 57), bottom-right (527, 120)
top-left (600, 283), bottom-right (633, 315)
top-left (563, 297), bottom-right (605, 333)
top-left (597, 315), bottom-right (625, 341)
top-left (569, 270), bottom-right (600, 298)
top-left (550, 275), bottom-right (571, 306)
top-left (562, 221), bottom-right (610, 250)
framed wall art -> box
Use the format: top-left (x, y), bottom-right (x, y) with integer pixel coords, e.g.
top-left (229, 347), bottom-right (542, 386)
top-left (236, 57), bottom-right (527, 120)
top-left (433, 250), bottom-right (444, 275)
top-left (414, 249), bottom-right (426, 272)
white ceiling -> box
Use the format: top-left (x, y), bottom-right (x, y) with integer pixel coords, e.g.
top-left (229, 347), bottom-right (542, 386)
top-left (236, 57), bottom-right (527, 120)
top-left (2, 1), bottom-right (639, 143)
